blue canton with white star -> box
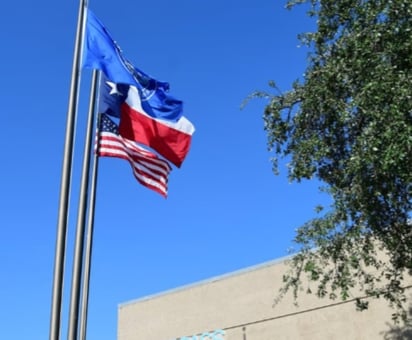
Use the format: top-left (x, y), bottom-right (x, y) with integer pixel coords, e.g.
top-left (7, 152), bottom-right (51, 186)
top-left (100, 113), bottom-right (120, 134)
top-left (98, 74), bottom-right (129, 118)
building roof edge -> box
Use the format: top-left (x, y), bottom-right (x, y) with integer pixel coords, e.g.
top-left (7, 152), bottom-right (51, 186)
top-left (118, 253), bottom-right (293, 309)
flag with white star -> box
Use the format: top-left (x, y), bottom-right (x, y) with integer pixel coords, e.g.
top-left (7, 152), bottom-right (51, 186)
top-left (96, 113), bottom-right (172, 197)
top-left (83, 9), bottom-right (183, 122)
top-left (98, 77), bottom-right (129, 118)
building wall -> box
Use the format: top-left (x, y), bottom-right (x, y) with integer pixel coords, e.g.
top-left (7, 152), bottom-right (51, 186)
top-left (118, 258), bottom-right (412, 340)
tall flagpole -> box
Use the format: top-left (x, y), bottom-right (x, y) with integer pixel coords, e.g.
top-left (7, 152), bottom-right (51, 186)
top-left (50, 0), bottom-right (87, 339)
top-left (79, 108), bottom-right (102, 340)
top-left (67, 69), bottom-right (99, 340)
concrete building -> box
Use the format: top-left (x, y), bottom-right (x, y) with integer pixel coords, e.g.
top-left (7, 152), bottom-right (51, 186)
top-left (118, 256), bottom-right (412, 340)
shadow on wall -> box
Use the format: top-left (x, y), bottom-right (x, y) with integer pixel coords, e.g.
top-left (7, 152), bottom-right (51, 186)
top-left (382, 305), bottom-right (412, 340)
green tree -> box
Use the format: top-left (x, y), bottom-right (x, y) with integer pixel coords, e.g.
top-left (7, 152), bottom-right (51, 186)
top-left (250, 0), bottom-right (412, 322)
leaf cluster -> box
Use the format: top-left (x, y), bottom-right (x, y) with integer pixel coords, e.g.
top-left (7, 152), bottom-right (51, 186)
top-left (261, 0), bottom-right (412, 322)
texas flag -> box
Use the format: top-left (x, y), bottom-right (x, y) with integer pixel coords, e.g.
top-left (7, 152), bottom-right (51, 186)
top-left (98, 77), bottom-right (195, 168)
top-left (83, 9), bottom-right (184, 122)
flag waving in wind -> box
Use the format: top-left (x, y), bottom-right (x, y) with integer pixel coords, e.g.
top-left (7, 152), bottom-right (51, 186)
top-left (98, 75), bottom-right (195, 168)
top-left (83, 9), bottom-right (183, 122)
top-left (119, 85), bottom-right (195, 168)
top-left (96, 113), bottom-right (172, 197)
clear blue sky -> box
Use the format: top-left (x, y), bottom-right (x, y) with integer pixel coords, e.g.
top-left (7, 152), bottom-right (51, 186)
top-left (0, 1), bottom-right (327, 339)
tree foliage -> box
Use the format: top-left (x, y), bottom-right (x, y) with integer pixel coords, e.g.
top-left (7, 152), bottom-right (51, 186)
top-left (253, 0), bottom-right (412, 322)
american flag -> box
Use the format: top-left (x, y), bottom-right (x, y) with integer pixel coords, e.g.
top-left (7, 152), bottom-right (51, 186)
top-left (96, 114), bottom-right (172, 197)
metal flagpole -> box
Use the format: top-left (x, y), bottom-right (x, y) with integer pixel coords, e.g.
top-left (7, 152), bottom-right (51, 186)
top-left (79, 103), bottom-right (102, 340)
top-left (67, 69), bottom-right (99, 340)
top-left (50, 0), bottom-right (87, 339)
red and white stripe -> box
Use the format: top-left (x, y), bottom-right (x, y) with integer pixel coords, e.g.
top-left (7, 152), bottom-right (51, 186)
top-left (119, 86), bottom-right (195, 168)
top-left (97, 131), bottom-right (172, 197)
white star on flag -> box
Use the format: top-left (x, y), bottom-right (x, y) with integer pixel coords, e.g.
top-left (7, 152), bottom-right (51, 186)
top-left (106, 81), bottom-right (123, 96)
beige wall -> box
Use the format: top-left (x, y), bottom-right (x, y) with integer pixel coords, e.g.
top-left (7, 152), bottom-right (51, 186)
top-left (118, 258), bottom-right (411, 340)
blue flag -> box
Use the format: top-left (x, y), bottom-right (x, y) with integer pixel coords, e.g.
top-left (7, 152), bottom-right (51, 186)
top-left (98, 74), bottom-right (129, 118)
top-left (83, 9), bottom-right (183, 122)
